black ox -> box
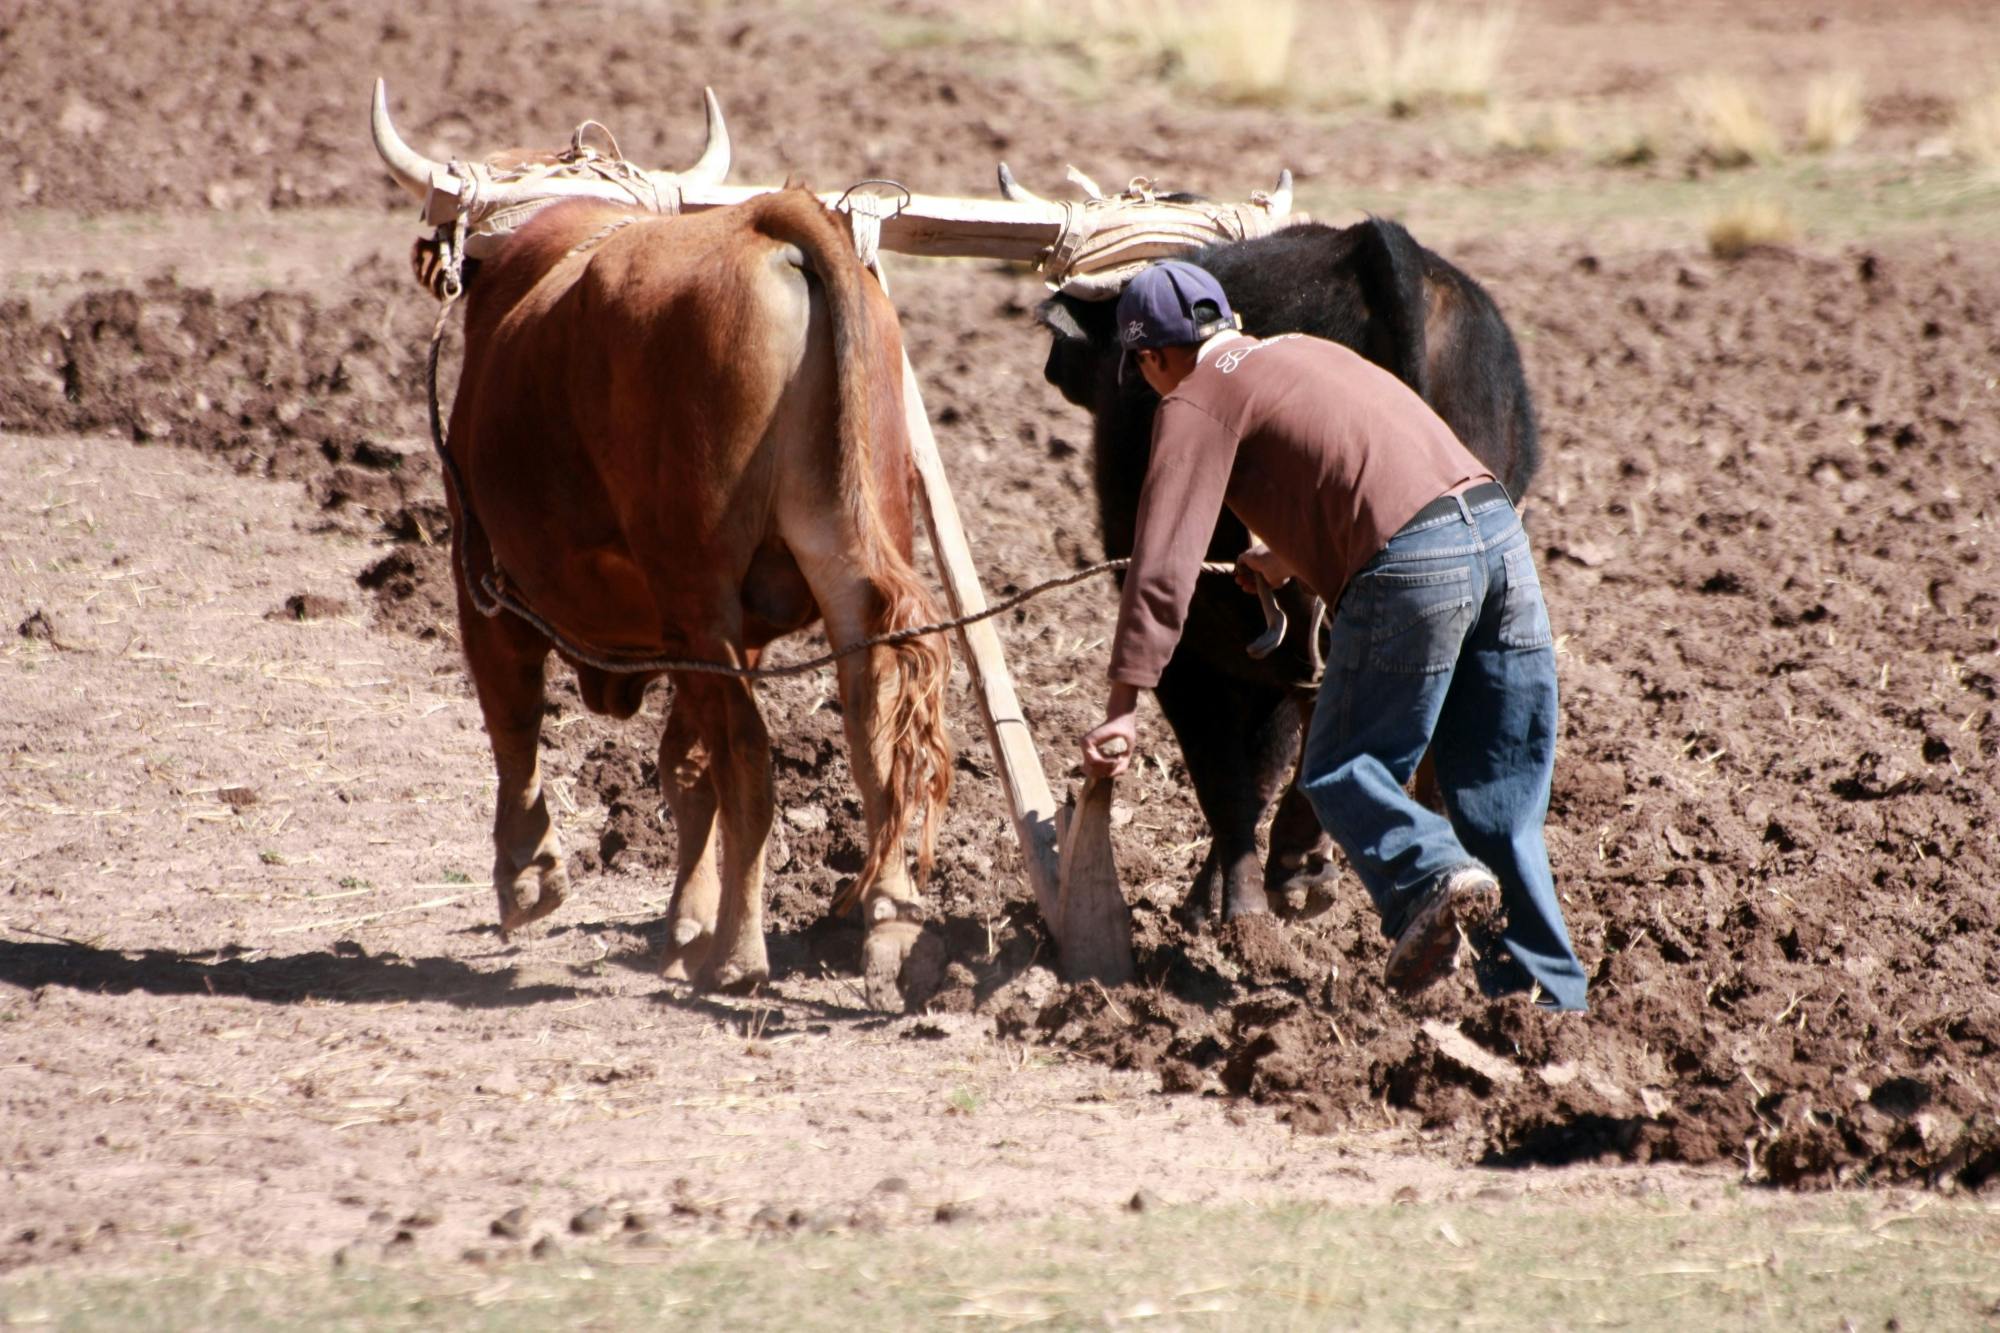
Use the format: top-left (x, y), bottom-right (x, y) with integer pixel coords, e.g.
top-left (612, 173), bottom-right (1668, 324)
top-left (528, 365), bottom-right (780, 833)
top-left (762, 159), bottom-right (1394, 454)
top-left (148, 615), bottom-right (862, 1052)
top-left (1035, 217), bottom-right (1540, 924)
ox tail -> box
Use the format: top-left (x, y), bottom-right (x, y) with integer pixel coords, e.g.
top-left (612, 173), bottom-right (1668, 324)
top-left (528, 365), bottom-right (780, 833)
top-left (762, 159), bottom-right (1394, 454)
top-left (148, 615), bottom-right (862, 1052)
top-left (850, 553), bottom-right (954, 908)
top-left (755, 190), bottom-right (953, 907)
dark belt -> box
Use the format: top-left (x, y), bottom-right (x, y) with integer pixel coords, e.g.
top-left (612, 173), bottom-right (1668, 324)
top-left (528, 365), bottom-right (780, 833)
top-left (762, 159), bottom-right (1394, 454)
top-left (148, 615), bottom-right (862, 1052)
top-left (1402, 480), bottom-right (1510, 530)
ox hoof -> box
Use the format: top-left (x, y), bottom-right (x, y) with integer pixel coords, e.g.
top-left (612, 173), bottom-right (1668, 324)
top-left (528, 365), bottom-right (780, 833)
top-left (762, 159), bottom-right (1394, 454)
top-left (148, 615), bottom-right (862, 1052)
top-left (1222, 883), bottom-right (1272, 922)
top-left (700, 957), bottom-right (770, 996)
top-left (660, 919), bottom-right (716, 982)
top-left (862, 920), bottom-right (944, 1013)
top-left (1270, 877), bottom-right (1337, 921)
top-left (496, 864), bottom-right (569, 939)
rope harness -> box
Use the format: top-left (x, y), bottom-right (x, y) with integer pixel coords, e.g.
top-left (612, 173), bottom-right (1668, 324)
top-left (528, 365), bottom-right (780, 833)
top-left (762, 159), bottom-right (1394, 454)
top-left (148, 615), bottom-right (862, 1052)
top-left (1035, 174), bottom-right (1295, 298)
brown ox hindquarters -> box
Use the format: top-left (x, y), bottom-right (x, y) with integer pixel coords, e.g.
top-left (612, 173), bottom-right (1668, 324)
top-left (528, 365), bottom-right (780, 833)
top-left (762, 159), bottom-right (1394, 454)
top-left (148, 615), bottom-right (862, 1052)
top-left (445, 191), bottom-right (951, 1001)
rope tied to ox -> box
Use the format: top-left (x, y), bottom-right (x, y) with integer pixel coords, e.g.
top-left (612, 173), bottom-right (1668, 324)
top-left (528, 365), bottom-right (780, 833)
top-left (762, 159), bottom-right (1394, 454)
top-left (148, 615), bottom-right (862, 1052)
top-left (421, 270), bottom-right (1236, 682)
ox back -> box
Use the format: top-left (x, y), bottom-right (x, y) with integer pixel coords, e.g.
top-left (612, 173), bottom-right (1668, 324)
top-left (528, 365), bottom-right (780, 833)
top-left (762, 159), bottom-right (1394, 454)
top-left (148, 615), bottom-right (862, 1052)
top-left (1035, 216), bottom-right (1540, 922)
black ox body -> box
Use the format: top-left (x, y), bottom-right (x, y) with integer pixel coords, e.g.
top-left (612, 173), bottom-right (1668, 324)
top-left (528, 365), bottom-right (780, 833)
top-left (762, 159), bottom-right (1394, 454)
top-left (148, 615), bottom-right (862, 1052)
top-left (1035, 216), bottom-right (1540, 923)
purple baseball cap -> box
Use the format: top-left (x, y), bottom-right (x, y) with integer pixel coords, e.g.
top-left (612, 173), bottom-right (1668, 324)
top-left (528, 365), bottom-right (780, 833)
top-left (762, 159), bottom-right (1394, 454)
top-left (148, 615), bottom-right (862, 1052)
top-left (1115, 260), bottom-right (1236, 380)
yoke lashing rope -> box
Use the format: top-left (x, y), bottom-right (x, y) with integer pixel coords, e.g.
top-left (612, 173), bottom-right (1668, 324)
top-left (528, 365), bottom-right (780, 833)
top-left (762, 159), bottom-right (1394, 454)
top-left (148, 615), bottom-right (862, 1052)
top-left (1038, 177), bottom-right (1298, 299)
top-left (422, 267), bottom-right (1237, 682)
top-left (442, 122), bottom-right (675, 251)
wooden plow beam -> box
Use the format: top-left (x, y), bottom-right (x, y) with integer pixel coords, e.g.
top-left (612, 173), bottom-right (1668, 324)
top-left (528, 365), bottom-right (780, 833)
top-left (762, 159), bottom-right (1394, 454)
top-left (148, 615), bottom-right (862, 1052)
top-left (894, 342), bottom-right (1134, 985)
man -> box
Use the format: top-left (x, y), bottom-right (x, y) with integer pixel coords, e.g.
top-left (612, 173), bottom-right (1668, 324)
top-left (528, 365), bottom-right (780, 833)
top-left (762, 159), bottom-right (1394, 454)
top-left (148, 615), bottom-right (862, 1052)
top-left (1081, 260), bottom-right (1587, 1010)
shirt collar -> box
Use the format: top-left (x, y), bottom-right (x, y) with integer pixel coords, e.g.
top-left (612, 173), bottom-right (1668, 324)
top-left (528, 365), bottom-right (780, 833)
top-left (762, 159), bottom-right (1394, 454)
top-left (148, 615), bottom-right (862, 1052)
top-left (1195, 328), bottom-right (1247, 365)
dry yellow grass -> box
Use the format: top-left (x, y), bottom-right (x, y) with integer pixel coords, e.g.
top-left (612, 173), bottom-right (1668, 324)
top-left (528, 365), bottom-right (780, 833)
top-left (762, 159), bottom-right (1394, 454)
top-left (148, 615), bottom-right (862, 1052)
top-left (1681, 73), bottom-right (1781, 167)
top-left (1957, 86), bottom-right (2000, 168)
top-left (1804, 70), bottom-right (1865, 152)
top-left (991, 1), bottom-right (1517, 111)
top-left (1177, 0), bottom-right (1299, 101)
top-left (1597, 120), bottom-right (1660, 168)
top-left (1354, 1), bottom-right (1516, 114)
top-left (1706, 196), bottom-right (1796, 258)
top-left (991, 0), bottom-right (1297, 102)
top-left (1482, 101), bottom-right (1581, 155)
top-left (993, 0), bottom-right (1146, 47)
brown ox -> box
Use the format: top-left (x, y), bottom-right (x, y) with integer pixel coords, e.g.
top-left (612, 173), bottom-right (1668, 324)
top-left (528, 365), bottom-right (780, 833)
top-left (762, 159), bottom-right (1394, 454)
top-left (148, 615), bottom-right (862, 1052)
top-left (438, 189), bottom-right (952, 1001)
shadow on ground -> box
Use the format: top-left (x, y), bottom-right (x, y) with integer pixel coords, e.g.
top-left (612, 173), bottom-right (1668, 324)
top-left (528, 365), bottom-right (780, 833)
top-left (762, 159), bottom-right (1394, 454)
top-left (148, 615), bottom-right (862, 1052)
top-left (0, 938), bottom-right (582, 1008)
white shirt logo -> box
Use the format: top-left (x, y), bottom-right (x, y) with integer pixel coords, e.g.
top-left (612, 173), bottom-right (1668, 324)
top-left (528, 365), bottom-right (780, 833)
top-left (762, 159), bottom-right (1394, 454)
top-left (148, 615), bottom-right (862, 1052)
top-left (1214, 332), bottom-right (1303, 374)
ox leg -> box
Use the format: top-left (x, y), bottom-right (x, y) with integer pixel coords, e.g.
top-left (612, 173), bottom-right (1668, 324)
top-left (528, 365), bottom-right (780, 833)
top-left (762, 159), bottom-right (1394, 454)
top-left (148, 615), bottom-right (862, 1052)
top-left (458, 589), bottom-right (568, 937)
top-left (1267, 690), bottom-right (1339, 918)
top-left (687, 673), bottom-right (774, 994)
top-left (1152, 660), bottom-right (1272, 924)
top-left (833, 642), bottom-right (945, 1011)
top-left (658, 682), bottom-right (724, 982)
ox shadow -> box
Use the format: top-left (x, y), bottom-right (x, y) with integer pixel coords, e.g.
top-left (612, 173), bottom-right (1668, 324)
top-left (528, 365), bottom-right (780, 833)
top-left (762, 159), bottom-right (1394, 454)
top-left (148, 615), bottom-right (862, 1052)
top-left (544, 915), bottom-right (915, 1027)
top-left (545, 903), bottom-right (1054, 1024)
top-left (0, 938), bottom-right (582, 1010)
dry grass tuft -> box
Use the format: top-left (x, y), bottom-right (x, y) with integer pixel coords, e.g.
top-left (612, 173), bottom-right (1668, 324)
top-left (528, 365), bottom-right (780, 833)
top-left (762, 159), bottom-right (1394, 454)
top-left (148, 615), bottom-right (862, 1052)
top-left (1598, 120), bottom-right (1660, 168)
top-left (1957, 86), bottom-right (2000, 169)
top-left (1706, 196), bottom-right (1797, 258)
top-left (993, 0), bottom-right (1297, 102)
top-left (1681, 74), bottom-right (1781, 167)
top-left (993, 0), bottom-right (1516, 111)
top-left (1483, 101), bottom-right (1581, 155)
top-left (1176, 0), bottom-right (1299, 102)
top-left (1354, 1), bottom-right (1517, 114)
top-left (998, 0), bottom-right (1147, 46)
top-left (1804, 70), bottom-right (1865, 153)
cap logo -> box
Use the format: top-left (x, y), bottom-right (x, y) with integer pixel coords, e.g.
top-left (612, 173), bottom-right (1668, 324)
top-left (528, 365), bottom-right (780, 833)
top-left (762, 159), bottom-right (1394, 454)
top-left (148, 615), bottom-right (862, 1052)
top-left (1124, 319), bottom-right (1147, 345)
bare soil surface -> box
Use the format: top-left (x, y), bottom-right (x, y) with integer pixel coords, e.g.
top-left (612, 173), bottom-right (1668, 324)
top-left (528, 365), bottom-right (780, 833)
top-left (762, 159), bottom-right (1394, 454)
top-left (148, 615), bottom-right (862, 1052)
top-left (3, 0), bottom-right (1997, 1278)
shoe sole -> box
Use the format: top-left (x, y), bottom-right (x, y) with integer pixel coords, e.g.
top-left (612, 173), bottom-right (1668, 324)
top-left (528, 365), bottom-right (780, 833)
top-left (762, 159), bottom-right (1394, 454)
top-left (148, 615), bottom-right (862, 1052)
top-left (1384, 872), bottom-right (1493, 996)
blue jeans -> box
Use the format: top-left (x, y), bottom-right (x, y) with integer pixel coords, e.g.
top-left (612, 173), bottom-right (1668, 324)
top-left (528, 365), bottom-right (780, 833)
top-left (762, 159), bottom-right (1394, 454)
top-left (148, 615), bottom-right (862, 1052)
top-left (1300, 492), bottom-right (1588, 1011)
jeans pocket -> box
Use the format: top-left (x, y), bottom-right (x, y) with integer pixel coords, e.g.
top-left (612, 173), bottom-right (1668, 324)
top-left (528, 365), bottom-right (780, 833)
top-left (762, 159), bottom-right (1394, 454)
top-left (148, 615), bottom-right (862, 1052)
top-left (1363, 567), bottom-right (1474, 674)
top-left (1500, 543), bottom-right (1555, 649)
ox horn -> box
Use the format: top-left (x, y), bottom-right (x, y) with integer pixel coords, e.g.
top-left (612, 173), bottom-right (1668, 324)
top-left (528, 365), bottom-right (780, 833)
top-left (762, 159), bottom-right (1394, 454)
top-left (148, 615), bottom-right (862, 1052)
top-left (996, 162), bottom-right (1052, 206)
top-left (1064, 165), bottom-right (1106, 201)
top-left (1266, 169), bottom-right (1294, 216)
top-left (371, 79), bottom-right (443, 200)
top-left (678, 87), bottom-right (731, 185)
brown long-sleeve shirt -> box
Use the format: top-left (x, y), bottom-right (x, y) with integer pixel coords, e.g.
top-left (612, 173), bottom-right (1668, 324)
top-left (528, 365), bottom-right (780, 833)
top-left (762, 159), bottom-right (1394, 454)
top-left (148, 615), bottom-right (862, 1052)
top-left (1109, 332), bottom-right (1494, 688)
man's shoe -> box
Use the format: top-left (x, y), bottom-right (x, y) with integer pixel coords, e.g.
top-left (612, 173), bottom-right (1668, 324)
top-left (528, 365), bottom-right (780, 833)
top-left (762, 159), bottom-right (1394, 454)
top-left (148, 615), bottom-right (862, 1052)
top-left (1384, 864), bottom-right (1499, 996)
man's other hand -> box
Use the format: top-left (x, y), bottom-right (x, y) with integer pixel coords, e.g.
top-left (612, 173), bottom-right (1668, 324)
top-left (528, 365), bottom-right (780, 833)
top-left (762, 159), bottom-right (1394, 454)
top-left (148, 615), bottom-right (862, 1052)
top-left (1235, 541), bottom-right (1295, 594)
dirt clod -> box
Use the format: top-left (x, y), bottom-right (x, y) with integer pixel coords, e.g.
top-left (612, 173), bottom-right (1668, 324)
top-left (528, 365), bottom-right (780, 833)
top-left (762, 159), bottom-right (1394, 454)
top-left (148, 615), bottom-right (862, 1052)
top-left (270, 593), bottom-right (347, 621)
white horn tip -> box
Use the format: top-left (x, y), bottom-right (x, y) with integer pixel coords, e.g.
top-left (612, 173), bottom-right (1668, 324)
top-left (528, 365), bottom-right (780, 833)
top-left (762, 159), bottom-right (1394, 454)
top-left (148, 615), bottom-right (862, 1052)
top-left (370, 75), bottom-right (447, 204)
top-left (684, 86), bottom-right (730, 185)
top-left (1268, 169), bottom-right (1294, 213)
